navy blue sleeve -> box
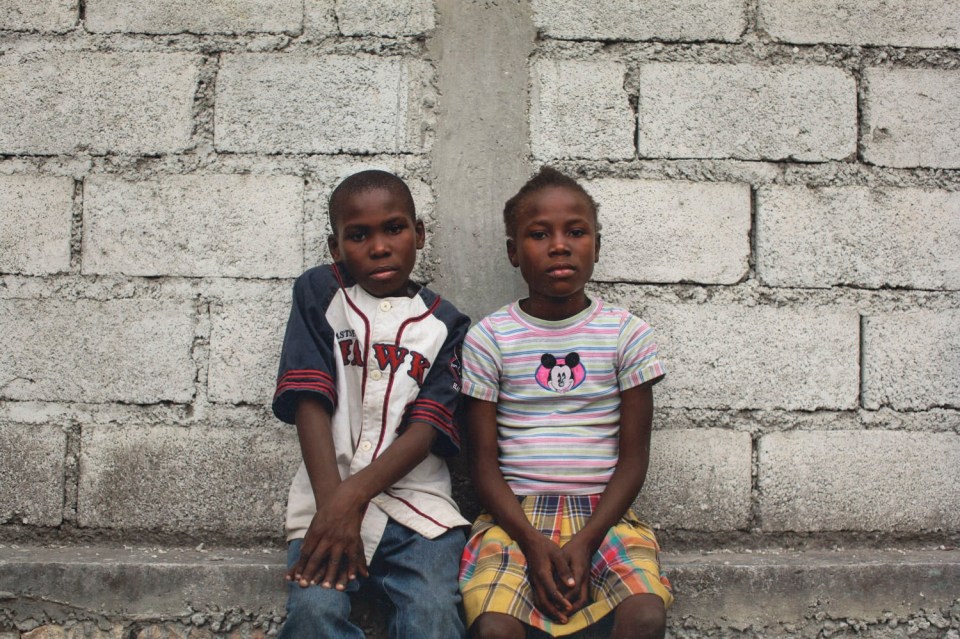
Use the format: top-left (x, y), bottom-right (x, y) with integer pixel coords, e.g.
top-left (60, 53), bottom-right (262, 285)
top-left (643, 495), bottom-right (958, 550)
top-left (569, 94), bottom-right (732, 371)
top-left (399, 299), bottom-right (470, 457)
top-left (272, 268), bottom-right (339, 425)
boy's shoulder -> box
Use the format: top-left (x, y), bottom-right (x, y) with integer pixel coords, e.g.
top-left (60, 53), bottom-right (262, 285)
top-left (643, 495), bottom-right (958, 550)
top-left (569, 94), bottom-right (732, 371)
top-left (416, 283), bottom-right (471, 331)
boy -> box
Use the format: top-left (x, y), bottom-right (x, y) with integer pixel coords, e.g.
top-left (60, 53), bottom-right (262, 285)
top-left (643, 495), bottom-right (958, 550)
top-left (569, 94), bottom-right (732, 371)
top-left (273, 170), bottom-right (470, 638)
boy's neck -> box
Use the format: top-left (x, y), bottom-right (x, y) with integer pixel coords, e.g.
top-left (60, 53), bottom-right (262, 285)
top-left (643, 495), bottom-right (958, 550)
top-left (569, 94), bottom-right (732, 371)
top-left (519, 293), bottom-right (590, 322)
top-left (362, 279), bottom-right (420, 299)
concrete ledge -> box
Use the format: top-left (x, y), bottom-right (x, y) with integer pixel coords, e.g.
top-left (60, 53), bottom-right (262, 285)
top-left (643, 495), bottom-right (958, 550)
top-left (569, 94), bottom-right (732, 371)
top-left (1, 545), bottom-right (958, 637)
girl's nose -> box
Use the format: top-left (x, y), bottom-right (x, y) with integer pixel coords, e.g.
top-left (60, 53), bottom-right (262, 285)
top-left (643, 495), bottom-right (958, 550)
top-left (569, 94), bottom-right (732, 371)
top-left (548, 234), bottom-right (570, 255)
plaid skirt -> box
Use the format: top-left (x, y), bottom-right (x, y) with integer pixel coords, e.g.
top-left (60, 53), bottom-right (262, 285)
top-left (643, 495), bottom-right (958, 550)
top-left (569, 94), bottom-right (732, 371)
top-left (459, 494), bottom-right (673, 637)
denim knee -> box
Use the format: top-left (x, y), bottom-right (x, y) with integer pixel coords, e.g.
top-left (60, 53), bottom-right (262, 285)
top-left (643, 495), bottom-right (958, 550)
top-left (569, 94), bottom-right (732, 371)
top-left (278, 539), bottom-right (363, 639)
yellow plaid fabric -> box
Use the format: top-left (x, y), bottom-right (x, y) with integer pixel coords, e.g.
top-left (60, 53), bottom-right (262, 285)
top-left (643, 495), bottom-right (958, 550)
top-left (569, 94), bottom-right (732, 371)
top-left (459, 495), bottom-right (673, 636)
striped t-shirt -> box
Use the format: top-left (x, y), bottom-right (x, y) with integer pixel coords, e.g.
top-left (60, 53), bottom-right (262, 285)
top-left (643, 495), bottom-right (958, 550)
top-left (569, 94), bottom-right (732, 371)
top-left (461, 298), bottom-right (665, 495)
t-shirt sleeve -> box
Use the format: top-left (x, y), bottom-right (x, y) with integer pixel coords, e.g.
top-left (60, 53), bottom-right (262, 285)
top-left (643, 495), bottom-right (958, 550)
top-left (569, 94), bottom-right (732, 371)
top-left (399, 308), bottom-right (471, 457)
top-left (272, 273), bottom-right (338, 424)
top-left (461, 319), bottom-right (501, 403)
top-left (617, 312), bottom-right (666, 391)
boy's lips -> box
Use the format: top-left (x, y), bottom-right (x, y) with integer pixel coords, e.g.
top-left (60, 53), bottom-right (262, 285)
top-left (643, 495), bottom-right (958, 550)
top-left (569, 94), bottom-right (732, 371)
top-left (369, 266), bottom-right (399, 280)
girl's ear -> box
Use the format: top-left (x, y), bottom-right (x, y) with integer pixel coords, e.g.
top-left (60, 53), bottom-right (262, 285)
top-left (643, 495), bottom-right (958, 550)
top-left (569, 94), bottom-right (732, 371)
top-left (595, 232), bottom-right (601, 263)
top-left (506, 238), bottom-right (519, 267)
top-left (327, 234), bottom-right (341, 261)
top-left (415, 218), bottom-right (425, 250)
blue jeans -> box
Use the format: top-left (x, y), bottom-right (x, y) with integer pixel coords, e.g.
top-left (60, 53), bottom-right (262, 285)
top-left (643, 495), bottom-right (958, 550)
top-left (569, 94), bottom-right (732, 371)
top-left (278, 520), bottom-right (467, 639)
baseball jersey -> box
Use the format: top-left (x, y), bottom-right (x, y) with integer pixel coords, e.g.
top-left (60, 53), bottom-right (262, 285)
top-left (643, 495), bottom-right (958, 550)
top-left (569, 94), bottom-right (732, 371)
top-left (273, 263), bottom-right (470, 560)
top-left (461, 298), bottom-right (665, 496)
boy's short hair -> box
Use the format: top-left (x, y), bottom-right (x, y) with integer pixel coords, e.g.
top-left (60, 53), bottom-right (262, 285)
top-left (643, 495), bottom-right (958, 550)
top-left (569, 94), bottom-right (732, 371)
top-left (503, 166), bottom-right (600, 238)
top-left (328, 170), bottom-right (416, 232)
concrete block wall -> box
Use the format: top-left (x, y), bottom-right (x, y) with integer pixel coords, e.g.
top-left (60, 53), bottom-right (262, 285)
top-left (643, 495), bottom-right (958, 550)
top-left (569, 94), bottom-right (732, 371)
top-left (1, 0), bottom-right (959, 636)
top-left (530, 0), bottom-right (960, 543)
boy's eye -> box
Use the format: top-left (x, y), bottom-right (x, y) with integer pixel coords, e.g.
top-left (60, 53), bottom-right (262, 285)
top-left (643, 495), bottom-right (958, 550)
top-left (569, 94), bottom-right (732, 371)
top-left (386, 223), bottom-right (405, 234)
top-left (346, 230), bottom-right (367, 242)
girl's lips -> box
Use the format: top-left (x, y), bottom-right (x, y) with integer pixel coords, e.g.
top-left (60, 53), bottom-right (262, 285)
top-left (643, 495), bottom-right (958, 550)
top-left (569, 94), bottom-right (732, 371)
top-left (547, 265), bottom-right (576, 277)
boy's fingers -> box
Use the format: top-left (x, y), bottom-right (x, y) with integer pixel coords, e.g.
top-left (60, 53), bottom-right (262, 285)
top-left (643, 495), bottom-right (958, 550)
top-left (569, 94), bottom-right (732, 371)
top-left (320, 547), bottom-right (344, 588)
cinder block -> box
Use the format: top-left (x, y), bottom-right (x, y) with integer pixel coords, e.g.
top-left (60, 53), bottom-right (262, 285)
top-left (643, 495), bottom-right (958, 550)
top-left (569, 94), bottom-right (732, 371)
top-left (82, 175), bottom-right (304, 278)
top-left (85, 0), bottom-right (302, 34)
top-left (0, 0), bottom-right (77, 31)
top-left (0, 299), bottom-right (195, 403)
top-left (640, 302), bottom-right (859, 410)
top-left (589, 179), bottom-right (750, 284)
top-left (637, 429), bottom-right (752, 531)
top-left (0, 423), bottom-right (66, 526)
top-left (78, 425), bottom-right (297, 534)
top-left (759, 0), bottom-right (960, 48)
top-left (0, 0), bottom-right (79, 33)
top-left (0, 175), bottom-right (73, 275)
top-left (0, 53), bottom-right (198, 155)
top-left (863, 68), bottom-right (960, 169)
top-left (759, 431), bottom-right (960, 532)
top-left (208, 302), bottom-right (288, 405)
top-left (757, 186), bottom-right (960, 289)
top-left (215, 54), bottom-right (427, 154)
top-left (637, 63), bottom-right (856, 161)
top-left (531, 59), bottom-right (634, 161)
top-left (863, 310), bottom-right (960, 410)
top-left (532, 0), bottom-right (745, 42)
top-left (335, 0), bottom-right (434, 36)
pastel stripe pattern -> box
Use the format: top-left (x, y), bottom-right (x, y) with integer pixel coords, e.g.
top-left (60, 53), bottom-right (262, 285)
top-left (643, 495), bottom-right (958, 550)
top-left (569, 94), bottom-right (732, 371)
top-left (461, 300), bottom-right (665, 495)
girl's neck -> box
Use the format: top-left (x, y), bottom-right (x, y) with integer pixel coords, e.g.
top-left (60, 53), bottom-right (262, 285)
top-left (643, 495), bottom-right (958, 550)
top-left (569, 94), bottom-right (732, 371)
top-left (519, 293), bottom-right (590, 322)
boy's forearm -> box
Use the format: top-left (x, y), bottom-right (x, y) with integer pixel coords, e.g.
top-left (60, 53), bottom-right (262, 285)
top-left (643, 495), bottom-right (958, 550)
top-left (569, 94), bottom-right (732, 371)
top-left (341, 421), bottom-right (437, 503)
top-left (295, 397), bottom-right (343, 508)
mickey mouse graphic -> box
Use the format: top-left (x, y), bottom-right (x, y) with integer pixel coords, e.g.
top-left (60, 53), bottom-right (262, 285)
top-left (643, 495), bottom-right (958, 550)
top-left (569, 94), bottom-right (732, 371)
top-left (535, 352), bottom-right (586, 393)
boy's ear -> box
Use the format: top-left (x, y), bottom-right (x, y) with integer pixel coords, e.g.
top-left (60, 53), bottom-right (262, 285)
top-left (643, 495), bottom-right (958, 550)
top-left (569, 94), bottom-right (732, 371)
top-left (327, 233), bottom-right (341, 261)
top-left (415, 219), bottom-right (425, 250)
top-left (595, 232), bottom-right (601, 263)
top-left (506, 238), bottom-right (519, 267)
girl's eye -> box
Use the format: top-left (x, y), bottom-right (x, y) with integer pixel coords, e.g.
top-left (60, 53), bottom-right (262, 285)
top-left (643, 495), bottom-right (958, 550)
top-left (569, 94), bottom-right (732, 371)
top-left (569, 229), bottom-right (586, 237)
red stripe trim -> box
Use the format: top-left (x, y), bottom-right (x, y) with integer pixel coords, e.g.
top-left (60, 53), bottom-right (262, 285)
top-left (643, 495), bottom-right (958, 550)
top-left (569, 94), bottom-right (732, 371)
top-left (411, 398), bottom-right (454, 419)
top-left (388, 492), bottom-right (451, 530)
top-left (279, 369), bottom-right (333, 379)
top-left (275, 381), bottom-right (335, 395)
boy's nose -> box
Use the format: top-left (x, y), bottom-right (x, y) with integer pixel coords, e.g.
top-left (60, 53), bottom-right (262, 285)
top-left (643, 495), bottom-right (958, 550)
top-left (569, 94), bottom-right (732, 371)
top-left (370, 235), bottom-right (391, 256)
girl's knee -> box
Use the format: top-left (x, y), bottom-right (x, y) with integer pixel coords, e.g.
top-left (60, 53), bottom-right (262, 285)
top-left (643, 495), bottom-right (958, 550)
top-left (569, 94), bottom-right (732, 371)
top-left (611, 594), bottom-right (666, 639)
top-left (469, 612), bottom-right (525, 639)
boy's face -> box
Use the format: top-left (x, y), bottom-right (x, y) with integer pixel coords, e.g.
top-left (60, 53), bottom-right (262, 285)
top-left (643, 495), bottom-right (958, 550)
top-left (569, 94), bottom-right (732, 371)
top-left (507, 186), bottom-right (600, 316)
top-left (328, 187), bottom-right (425, 298)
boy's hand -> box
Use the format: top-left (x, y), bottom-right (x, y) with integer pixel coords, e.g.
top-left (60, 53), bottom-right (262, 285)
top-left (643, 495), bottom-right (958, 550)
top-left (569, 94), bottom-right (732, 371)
top-left (288, 484), bottom-right (369, 589)
top-left (521, 534), bottom-right (576, 623)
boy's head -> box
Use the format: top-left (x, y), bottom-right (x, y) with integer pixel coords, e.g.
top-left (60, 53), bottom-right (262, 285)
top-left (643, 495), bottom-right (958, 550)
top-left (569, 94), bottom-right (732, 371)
top-left (327, 170), bottom-right (425, 298)
top-left (503, 167), bottom-right (602, 318)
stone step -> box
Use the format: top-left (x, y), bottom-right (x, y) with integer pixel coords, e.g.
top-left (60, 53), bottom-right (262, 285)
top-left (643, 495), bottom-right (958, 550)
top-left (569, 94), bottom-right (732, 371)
top-left (0, 545), bottom-right (958, 638)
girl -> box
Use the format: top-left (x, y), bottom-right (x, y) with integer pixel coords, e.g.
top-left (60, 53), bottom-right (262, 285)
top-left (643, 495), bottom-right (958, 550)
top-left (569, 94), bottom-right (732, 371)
top-left (459, 167), bottom-right (672, 639)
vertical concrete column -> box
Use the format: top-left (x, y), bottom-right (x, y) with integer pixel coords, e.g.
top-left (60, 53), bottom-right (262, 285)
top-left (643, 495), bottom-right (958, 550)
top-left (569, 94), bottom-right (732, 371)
top-left (430, 0), bottom-right (532, 321)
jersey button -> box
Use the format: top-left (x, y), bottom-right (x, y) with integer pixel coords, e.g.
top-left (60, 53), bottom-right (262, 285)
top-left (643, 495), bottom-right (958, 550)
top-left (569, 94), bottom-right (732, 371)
top-left (359, 440), bottom-right (373, 452)
top-left (369, 369), bottom-right (382, 381)
top-left (379, 300), bottom-right (392, 312)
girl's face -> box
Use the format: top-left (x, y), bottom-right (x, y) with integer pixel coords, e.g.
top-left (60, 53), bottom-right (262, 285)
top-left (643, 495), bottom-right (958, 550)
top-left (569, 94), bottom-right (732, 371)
top-left (507, 186), bottom-right (600, 321)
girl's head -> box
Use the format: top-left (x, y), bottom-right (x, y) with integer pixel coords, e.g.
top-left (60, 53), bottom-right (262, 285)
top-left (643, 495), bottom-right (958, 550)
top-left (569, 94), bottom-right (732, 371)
top-left (503, 167), bottom-right (602, 320)
top-left (503, 166), bottom-right (600, 239)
